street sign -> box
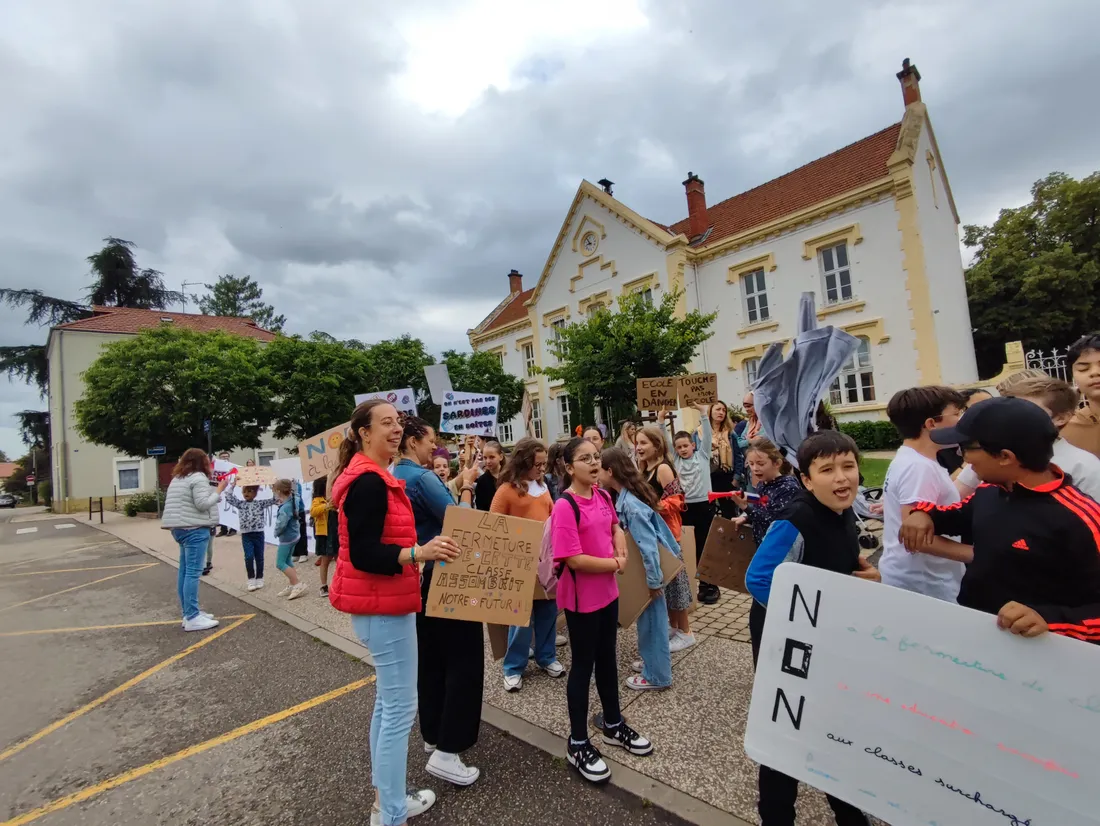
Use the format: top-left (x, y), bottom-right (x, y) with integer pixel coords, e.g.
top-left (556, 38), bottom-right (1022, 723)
top-left (203, 420), bottom-right (211, 434)
top-left (147, 446), bottom-right (166, 456)
top-left (26, 474), bottom-right (35, 486)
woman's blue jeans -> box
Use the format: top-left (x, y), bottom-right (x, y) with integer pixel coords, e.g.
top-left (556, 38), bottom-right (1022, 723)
top-left (503, 599), bottom-right (559, 677)
top-left (637, 593), bottom-right (673, 687)
top-left (172, 527), bottom-right (209, 621)
top-left (351, 613), bottom-right (418, 826)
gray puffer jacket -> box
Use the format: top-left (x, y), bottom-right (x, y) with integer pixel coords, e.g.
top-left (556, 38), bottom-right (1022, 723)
top-left (161, 472), bottom-right (221, 529)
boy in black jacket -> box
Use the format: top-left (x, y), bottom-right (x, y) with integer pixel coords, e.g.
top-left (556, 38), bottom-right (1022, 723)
top-left (900, 396), bottom-right (1100, 643)
top-left (745, 430), bottom-right (879, 826)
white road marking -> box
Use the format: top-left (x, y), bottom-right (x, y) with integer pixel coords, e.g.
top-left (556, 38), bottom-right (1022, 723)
top-left (55, 523), bottom-right (77, 530)
top-left (16, 527), bottom-right (38, 535)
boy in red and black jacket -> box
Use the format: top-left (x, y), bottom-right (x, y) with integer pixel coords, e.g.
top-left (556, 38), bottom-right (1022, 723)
top-left (900, 396), bottom-right (1100, 643)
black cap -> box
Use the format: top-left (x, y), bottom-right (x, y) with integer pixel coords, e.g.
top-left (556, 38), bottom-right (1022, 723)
top-left (929, 396), bottom-right (1057, 457)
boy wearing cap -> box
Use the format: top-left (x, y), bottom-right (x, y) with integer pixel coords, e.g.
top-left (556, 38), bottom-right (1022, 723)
top-left (900, 397), bottom-right (1100, 644)
top-left (1063, 333), bottom-right (1100, 460)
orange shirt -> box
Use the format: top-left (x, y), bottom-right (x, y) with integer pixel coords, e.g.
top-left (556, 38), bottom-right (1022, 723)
top-left (489, 483), bottom-right (553, 521)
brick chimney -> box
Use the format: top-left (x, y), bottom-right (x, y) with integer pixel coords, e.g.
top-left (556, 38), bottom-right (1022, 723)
top-left (507, 269), bottom-right (523, 294)
top-left (683, 172), bottom-right (707, 239)
top-left (897, 58), bottom-right (921, 107)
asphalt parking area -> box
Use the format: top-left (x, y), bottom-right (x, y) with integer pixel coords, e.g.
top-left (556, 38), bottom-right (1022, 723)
top-left (0, 521), bottom-right (693, 826)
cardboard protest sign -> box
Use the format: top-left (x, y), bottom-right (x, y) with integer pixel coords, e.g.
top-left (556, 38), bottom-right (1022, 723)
top-left (745, 563), bottom-right (1100, 826)
top-left (680, 525), bottom-right (699, 609)
top-left (426, 507), bottom-right (541, 626)
top-left (233, 465), bottom-right (276, 487)
top-left (486, 624), bottom-right (510, 661)
top-left (439, 392), bottom-right (499, 438)
top-left (616, 534), bottom-right (684, 627)
top-left (354, 388), bottom-right (418, 416)
top-left (636, 377), bottom-right (677, 412)
top-left (676, 372), bottom-right (718, 407)
top-left (297, 422), bottom-right (349, 481)
top-left (698, 515), bottom-right (756, 592)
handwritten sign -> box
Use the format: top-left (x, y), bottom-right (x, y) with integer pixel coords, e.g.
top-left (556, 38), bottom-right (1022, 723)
top-left (427, 506), bottom-right (541, 625)
top-left (439, 391), bottom-right (499, 438)
top-left (233, 465), bottom-right (276, 487)
top-left (745, 563), bottom-right (1100, 826)
top-left (297, 422), bottom-right (349, 481)
top-left (354, 388), bottom-right (418, 416)
top-left (617, 534), bottom-right (684, 627)
top-left (676, 372), bottom-right (718, 407)
top-left (698, 516), bottom-right (756, 592)
top-left (636, 377), bottom-right (677, 412)
top-left (217, 458), bottom-right (315, 553)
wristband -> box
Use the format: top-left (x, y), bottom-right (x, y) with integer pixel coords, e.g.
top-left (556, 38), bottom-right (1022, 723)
top-left (461, 485), bottom-right (475, 493)
top-left (411, 545), bottom-right (417, 564)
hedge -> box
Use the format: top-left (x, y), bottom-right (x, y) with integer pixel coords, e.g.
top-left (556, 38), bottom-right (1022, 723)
top-left (124, 489), bottom-right (166, 517)
top-left (37, 480), bottom-right (52, 508)
top-left (838, 420), bottom-right (902, 452)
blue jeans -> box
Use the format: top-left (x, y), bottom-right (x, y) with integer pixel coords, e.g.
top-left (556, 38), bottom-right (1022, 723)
top-left (172, 527), bottom-right (209, 621)
top-left (241, 532), bottom-right (265, 579)
top-left (637, 593), bottom-right (672, 687)
top-left (503, 599), bottom-right (559, 677)
top-left (351, 613), bottom-right (418, 826)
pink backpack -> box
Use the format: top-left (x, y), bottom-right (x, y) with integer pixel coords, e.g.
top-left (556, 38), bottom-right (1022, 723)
top-left (538, 516), bottom-right (560, 599)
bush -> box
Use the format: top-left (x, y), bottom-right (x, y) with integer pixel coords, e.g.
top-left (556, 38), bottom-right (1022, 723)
top-left (37, 480), bottom-right (52, 508)
top-left (838, 420), bottom-right (901, 452)
top-left (124, 489), bottom-right (165, 517)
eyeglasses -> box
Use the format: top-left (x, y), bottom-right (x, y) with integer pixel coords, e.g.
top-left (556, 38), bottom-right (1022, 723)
top-left (573, 453), bottom-right (601, 465)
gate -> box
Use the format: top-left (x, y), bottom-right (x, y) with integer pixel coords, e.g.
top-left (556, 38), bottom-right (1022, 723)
top-left (1025, 347), bottom-right (1070, 382)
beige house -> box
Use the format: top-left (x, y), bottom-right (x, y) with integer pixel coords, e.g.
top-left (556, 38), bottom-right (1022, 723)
top-left (47, 306), bottom-right (291, 513)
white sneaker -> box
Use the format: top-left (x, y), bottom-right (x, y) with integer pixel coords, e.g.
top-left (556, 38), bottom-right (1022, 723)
top-left (254, 578), bottom-right (264, 590)
top-left (542, 661), bottom-right (565, 678)
top-left (631, 659), bottom-right (644, 673)
top-left (183, 614), bottom-right (220, 632)
top-left (556, 633), bottom-right (567, 646)
top-left (669, 631), bottom-right (697, 653)
top-left (288, 583), bottom-right (307, 600)
top-left (503, 673), bottom-right (523, 692)
top-left (424, 742), bottom-right (436, 754)
top-left (426, 750), bottom-right (480, 786)
top-left (246, 579), bottom-right (259, 591)
top-left (369, 789), bottom-right (436, 825)
top-left (277, 585), bottom-right (292, 597)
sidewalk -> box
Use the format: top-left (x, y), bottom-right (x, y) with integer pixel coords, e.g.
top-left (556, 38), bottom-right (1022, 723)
top-left (92, 511), bottom-right (857, 826)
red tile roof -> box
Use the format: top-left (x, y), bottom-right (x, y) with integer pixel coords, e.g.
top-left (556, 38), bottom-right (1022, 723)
top-left (0, 463), bottom-right (16, 479)
top-left (668, 122), bottom-right (902, 246)
top-left (480, 288), bottom-right (534, 334)
top-left (53, 306), bottom-right (278, 341)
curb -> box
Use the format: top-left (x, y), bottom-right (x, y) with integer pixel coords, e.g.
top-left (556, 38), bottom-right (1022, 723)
top-left (90, 521), bottom-right (750, 826)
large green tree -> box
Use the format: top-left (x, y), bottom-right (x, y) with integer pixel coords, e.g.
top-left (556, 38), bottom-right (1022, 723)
top-left (198, 274), bottom-right (286, 332)
top-left (74, 327), bottom-right (273, 458)
top-left (541, 290), bottom-right (716, 424)
top-left (965, 171), bottom-right (1100, 377)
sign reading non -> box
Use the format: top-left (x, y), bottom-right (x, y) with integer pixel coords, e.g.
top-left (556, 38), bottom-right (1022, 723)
top-left (439, 392), bottom-right (499, 438)
top-left (636, 377), bottom-right (677, 412)
top-left (354, 388), bottom-right (418, 416)
top-left (744, 562), bottom-right (1100, 826)
top-left (426, 507), bottom-right (541, 626)
top-left (297, 422), bottom-right (350, 481)
top-left (676, 372), bottom-right (719, 407)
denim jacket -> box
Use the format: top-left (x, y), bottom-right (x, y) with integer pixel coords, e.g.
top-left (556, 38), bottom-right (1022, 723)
top-left (392, 458), bottom-right (465, 546)
top-left (274, 497), bottom-right (301, 544)
top-left (615, 488), bottom-right (682, 590)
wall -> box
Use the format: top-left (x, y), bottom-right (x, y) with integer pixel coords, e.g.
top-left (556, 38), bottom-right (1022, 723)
top-left (477, 318), bottom-right (532, 445)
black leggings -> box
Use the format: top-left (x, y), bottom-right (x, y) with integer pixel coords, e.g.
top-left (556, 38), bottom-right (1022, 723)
top-left (564, 600), bottom-right (621, 742)
top-left (749, 601), bottom-right (869, 826)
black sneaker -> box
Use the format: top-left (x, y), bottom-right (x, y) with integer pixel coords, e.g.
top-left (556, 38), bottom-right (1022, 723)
top-left (566, 739), bottom-right (611, 784)
top-left (601, 720), bottom-right (653, 756)
top-left (699, 584), bottom-right (720, 605)
top-left (201, 565), bottom-right (212, 577)
top-left (319, 585), bottom-right (329, 596)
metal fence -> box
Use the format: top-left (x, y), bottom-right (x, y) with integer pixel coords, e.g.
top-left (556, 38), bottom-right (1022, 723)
top-left (1025, 347), bottom-right (1070, 382)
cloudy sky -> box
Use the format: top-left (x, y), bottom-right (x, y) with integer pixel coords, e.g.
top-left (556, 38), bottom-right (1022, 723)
top-left (2, 0), bottom-right (1098, 461)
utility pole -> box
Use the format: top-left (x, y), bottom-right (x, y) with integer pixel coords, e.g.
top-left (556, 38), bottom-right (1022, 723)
top-left (180, 280), bottom-right (203, 314)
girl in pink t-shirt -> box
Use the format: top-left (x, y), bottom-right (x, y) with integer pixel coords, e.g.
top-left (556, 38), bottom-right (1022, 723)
top-left (552, 437), bottom-right (654, 785)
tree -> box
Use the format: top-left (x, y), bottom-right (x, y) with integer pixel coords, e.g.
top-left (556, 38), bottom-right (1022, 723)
top-left (541, 291), bottom-right (716, 425)
top-left (74, 327), bottom-right (273, 458)
top-left (0, 449), bottom-right (8, 463)
top-left (965, 172), bottom-right (1100, 377)
top-left (3, 448), bottom-right (48, 497)
top-left (198, 274), bottom-right (286, 332)
top-left (86, 238), bottom-right (182, 308)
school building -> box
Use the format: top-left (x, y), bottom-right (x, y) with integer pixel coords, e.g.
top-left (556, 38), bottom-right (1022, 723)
top-left (469, 59), bottom-right (979, 445)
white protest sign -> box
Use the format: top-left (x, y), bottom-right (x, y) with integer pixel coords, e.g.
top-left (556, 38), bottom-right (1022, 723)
top-left (439, 391), bottom-right (499, 438)
top-left (745, 563), bottom-right (1100, 826)
top-left (354, 388), bottom-right (418, 416)
top-left (424, 364), bottom-right (453, 404)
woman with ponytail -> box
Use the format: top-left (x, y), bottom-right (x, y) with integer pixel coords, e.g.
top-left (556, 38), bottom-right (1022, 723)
top-left (329, 401), bottom-right (462, 826)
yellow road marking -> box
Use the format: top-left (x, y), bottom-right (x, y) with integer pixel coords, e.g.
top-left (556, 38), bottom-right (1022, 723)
top-left (0, 564), bottom-right (152, 578)
top-left (0, 615), bottom-right (252, 637)
top-left (0, 614), bottom-right (254, 763)
top-left (0, 564), bottom-right (158, 613)
top-left (0, 676), bottom-right (375, 826)
top-left (5, 541), bottom-right (124, 568)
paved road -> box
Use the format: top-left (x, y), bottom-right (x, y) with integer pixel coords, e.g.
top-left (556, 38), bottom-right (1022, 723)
top-left (0, 510), bottom-right (694, 826)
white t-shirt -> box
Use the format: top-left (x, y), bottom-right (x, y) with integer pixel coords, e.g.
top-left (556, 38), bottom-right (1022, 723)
top-left (879, 446), bottom-right (966, 602)
top-left (957, 438), bottom-right (1100, 502)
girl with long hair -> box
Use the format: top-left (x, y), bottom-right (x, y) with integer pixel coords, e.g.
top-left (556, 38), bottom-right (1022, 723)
top-left (491, 438), bottom-right (565, 691)
top-left (545, 441), bottom-right (567, 502)
top-left (552, 437), bottom-right (653, 784)
top-left (635, 424), bottom-right (694, 652)
top-left (272, 478), bottom-right (307, 600)
top-left (705, 400), bottom-right (744, 505)
top-left (731, 438), bottom-right (802, 546)
top-left (614, 421), bottom-right (638, 463)
top-left (473, 440), bottom-right (506, 511)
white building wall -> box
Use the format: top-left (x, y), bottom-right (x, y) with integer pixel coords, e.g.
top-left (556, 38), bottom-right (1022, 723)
top-left (912, 123), bottom-right (979, 385)
top-left (479, 325), bottom-right (531, 445)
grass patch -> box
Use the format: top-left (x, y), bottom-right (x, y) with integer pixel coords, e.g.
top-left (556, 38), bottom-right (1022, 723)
top-left (860, 457), bottom-right (890, 488)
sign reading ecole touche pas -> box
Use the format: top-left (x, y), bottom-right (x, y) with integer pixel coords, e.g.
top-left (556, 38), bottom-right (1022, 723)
top-left (438, 391), bottom-right (499, 438)
top-left (744, 563), bottom-right (1100, 826)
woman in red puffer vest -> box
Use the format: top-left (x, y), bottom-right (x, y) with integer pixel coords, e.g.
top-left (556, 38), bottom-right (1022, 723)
top-left (329, 400), bottom-right (460, 826)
